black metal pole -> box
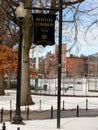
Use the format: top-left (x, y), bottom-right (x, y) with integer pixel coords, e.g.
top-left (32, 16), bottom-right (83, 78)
top-left (12, 18), bottom-right (23, 124)
top-left (57, 0), bottom-right (62, 129)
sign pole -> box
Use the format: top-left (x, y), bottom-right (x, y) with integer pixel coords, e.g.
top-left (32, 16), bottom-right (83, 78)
top-left (57, 0), bottom-right (63, 128)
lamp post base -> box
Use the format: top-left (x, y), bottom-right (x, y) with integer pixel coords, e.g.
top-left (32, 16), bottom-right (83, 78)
top-left (12, 115), bottom-right (24, 125)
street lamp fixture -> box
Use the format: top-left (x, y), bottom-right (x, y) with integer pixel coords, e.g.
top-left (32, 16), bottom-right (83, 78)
top-left (12, 2), bottom-right (27, 124)
top-left (15, 2), bottom-right (27, 18)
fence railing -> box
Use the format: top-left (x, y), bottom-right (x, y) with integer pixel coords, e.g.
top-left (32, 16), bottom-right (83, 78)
top-left (1, 98), bottom-right (98, 129)
top-left (3, 77), bottom-right (98, 96)
top-left (0, 98), bottom-right (98, 122)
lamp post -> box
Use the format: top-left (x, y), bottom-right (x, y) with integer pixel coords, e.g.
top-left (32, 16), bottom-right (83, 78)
top-left (12, 2), bottom-right (27, 124)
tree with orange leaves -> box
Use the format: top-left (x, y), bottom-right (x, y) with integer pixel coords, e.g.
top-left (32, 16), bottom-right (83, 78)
top-left (0, 45), bottom-right (17, 94)
top-left (30, 68), bottom-right (37, 78)
top-left (0, 45), bottom-right (37, 95)
top-left (0, 45), bottom-right (18, 73)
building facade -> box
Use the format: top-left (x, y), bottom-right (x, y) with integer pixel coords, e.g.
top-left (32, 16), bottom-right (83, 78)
top-left (32, 44), bottom-right (88, 78)
top-left (66, 55), bottom-right (88, 77)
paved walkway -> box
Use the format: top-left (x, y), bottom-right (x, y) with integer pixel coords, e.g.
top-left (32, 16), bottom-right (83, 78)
top-left (1, 109), bottom-right (98, 122)
top-left (22, 109), bottom-right (98, 120)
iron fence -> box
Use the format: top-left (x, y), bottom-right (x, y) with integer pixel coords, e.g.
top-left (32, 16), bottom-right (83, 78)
top-left (3, 77), bottom-right (98, 96)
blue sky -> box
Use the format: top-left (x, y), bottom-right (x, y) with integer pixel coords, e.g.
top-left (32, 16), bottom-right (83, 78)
top-left (34, 0), bottom-right (98, 57)
top-left (62, 0), bottom-right (98, 56)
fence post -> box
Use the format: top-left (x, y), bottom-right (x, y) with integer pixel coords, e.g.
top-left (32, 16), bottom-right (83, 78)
top-left (39, 100), bottom-right (41, 110)
top-left (17, 127), bottom-right (20, 130)
top-left (10, 100), bottom-right (12, 110)
top-left (10, 110), bottom-right (12, 122)
top-left (51, 106), bottom-right (53, 119)
top-left (62, 100), bottom-right (65, 110)
top-left (2, 122), bottom-right (6, 130)
top-left (1, 108), bottom-right (3, 123)
top-left (27, 107), bottom-right (29, 120)
top-left (77, 105), bottom-right (79, 117)
top-left (86, 99), bottom-right (88, 110)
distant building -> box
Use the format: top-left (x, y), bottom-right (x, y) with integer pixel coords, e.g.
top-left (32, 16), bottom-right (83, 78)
top-left (66, 55), bottom-right (88, 77)
top-left (44, 44), bottom-right (66, 78)
top-left (31, 44), bottom-right (88, 78)
top-left (88, 53), bottom-right (98, 77)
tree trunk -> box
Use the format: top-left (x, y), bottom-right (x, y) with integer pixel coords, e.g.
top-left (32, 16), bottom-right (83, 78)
top-left (21, 0), bottom-right (34, 106)
top-left (20, 0), bottom-right (57, 105)
top-left (0, 74), bottom-right (5, 95)
top-left (21, 48), bottom-right (33, 105)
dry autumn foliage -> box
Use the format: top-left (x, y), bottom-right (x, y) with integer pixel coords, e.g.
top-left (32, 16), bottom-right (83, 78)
top-left (0, 45), bottom-right (37, 76)
top-left (0, 45), bottom-right (18, 74)
top-left (30, 68), bottom-right (37, 77)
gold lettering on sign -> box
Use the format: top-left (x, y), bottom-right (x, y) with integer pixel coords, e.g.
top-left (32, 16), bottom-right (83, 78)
top-left (36, 17), bottom-right (53, 22)
top-left (35, 22), bottom-right (54, 27)
top-left (41, 29), bottom-right (48, 33)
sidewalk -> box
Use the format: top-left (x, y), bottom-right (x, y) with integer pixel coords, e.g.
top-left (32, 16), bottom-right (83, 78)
top-left (1, 108), bottom-right (98, 123)
top-left (27, 109), bottom-right (98, 120)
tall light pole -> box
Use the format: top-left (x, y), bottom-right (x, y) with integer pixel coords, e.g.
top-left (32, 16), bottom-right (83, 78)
top-left (12, 2), bottom-right (27, 124)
